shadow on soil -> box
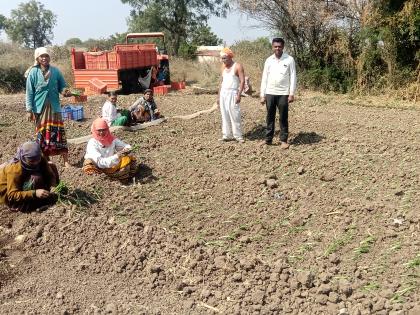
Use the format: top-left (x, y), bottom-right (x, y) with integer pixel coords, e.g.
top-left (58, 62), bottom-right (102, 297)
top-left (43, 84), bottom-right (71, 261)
top-left (135, 163), bottom-right (157, 183)
top-left (290, 132), bottom-right (325, 145)
top-left (244, 124), bottom-right (266, 141)
top-left (244, 125), bottom-right (325, 146)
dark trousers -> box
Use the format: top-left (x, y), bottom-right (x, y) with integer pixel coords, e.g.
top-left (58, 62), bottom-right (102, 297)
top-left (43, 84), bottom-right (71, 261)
top-left (265, 94), bottom-right (289, 142)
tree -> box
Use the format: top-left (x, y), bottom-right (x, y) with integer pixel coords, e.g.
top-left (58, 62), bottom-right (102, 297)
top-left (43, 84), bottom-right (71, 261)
top-left (0, 14), bottom-right (6, 34)
top-left (82, 33), bottom-right (127, 51)
top-left (178, 25), bottom-right (222, 59)
top-left (355, 0), bottom-right (420, 88)
top-left (190, 25), bottom-right (222, 46)
top-left (4, 0), bottom-right (57, 48)
top-left (234, 0), bottom-right (360, 62)
top-left (121, 0), bottom-right (229, 55)
top-left (235, 0), bottom-right (419, 93)
top-left (65, 38), bottom-right (83, 47)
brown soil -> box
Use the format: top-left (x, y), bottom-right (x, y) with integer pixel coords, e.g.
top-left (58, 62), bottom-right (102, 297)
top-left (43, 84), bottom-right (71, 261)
top-left (0, 90), bottom-right (419, 314)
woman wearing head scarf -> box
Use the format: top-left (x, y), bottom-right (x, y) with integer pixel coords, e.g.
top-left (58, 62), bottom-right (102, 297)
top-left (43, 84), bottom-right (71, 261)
top-left (83, 118), bottom-right (137, 182)
top-left (0, 141), bottom-right (59, 212)
top-left (25, 47), bottom-right (72, 167)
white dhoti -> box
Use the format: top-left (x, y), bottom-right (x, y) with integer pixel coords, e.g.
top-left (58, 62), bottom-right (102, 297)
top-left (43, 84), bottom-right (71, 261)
top-left (219, 88), bottom-right (243, 140)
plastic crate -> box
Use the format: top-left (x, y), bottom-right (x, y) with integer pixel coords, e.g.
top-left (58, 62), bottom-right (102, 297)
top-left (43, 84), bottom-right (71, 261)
top-left (108, 52), bottom-right (117, 69)
top-left (115, 51), bottom-right (135, 69)
top-left (114, 44), bottom-right (156, 51)
top-left (84, 52), bottom-right (109, 70)
top-left (114, 44), bottom-right (141, 51)
top-left (72, 51), bottom-right (86, 69)
top-left (153, 85), bottom-right (169, 95)
top-left (61, 105), bottom-right (84, 121)
top-left (171, 81), bottom-right (186, 90)
top-left (61, 106), bottom-right (73, 120)
top-left (88, 78), bottom-right (107, 94)
top-left (115, 49), bottom-right (158, 69)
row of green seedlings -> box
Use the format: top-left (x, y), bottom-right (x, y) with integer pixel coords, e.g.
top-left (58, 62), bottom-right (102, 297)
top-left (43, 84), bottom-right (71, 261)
top-left (52, 181), bottom-right (89, 210)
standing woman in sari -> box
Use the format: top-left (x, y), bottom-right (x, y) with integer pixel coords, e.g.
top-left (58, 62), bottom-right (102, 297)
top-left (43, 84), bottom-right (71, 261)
top-left (25, 47), bottom-right (72, 167)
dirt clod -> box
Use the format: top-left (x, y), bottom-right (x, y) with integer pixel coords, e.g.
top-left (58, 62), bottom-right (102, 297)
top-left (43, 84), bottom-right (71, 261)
top-left (266, 179), bottom-right (278, 189)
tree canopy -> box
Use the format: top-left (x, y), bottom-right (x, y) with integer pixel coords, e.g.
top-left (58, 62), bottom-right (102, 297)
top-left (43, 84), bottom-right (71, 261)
top-left (235, 0), bottom-right (420, 92)
top-left (65, 38), bottom-right (83, 47)
top-left (4, 0), bottom-right (57, 49)
top-left (0, 15), bottom-right (6, 34)
top-left (190, 25), bottom-right (222, 46)
top-left (121, 0), bottom-right (229, 55)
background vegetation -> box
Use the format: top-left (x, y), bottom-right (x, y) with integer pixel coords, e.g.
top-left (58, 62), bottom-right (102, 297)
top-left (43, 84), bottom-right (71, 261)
top-left (235, 0), bottom-right (419, 98)
top-left (0, 0), bottom-right (418, 101)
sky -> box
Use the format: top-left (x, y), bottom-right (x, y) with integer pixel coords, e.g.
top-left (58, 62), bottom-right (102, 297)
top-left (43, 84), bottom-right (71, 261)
top-left (0, 0), bottom-right (270, 45)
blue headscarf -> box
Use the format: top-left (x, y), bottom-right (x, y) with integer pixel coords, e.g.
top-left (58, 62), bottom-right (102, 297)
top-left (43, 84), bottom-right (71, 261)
top-left (12, 141), bottom-right (42, 172)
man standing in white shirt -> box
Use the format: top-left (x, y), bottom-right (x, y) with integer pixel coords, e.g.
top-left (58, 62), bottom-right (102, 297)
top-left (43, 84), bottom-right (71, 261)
top-left (260, 38), bottom-right (297, 149)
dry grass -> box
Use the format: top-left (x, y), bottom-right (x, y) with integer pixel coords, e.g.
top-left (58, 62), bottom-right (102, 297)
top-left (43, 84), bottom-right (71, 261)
top-left (298, 89), bottom-right (419, 109)
top-left (169, 51), bottom-right (268, 92)
top-left (0, 42), bottom-right (32, 68)
top-left (0, 42), bottom-right (418, 105)
top-left (169, 56), bottom-right (420, 108)
top-left (169, 57), bottom-right (221, 89)
top-left (0, 43), bottom-right (73, 92)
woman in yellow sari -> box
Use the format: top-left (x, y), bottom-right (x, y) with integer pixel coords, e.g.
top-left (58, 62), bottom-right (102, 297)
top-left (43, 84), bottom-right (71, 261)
top-left (82, 118), bottom-right (137, 182)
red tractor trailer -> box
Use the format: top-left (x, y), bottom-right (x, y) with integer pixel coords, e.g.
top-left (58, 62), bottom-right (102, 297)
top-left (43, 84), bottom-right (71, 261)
top-left (71, 32), bottom-right (170, 94)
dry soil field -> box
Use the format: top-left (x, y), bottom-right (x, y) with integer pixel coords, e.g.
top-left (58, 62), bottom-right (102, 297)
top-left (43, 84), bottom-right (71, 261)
top-left (0, 89), bottom-right (419, 314)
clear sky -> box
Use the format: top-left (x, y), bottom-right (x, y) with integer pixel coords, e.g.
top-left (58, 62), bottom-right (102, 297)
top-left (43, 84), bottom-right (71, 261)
top-left (0, 0), bottom-right (270, 45)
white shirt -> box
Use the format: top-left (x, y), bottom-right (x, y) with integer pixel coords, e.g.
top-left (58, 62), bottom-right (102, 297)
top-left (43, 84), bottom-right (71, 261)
top-left (101, 100), bottom-right (121, 127)
top-left (260, 53), bottom-right (297, 97)
top-left (84, 138), bottom-right (131, 169)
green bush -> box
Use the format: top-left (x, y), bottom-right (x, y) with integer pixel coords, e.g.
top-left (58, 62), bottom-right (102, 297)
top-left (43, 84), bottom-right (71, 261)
top-left (178, 41), bottom-right (197, 60)
top-left (0, 42), bottom-right (30, 93)
top-left (300, 65), bottom-right (354, 93)
top-left (0, 66), bottom-right (26, 93)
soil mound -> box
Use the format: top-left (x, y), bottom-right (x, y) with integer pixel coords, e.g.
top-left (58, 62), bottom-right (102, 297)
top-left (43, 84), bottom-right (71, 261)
top-left (0, 92), bottom-right (419, 314)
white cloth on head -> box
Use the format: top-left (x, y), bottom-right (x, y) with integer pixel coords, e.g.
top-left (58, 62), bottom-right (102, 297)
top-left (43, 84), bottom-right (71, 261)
top-left (34, 47), bottom-right (50, 65)
top-left (24, 47), bottom-right (51, 78)
top-left (84, 138), bottom-right (131, 169)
